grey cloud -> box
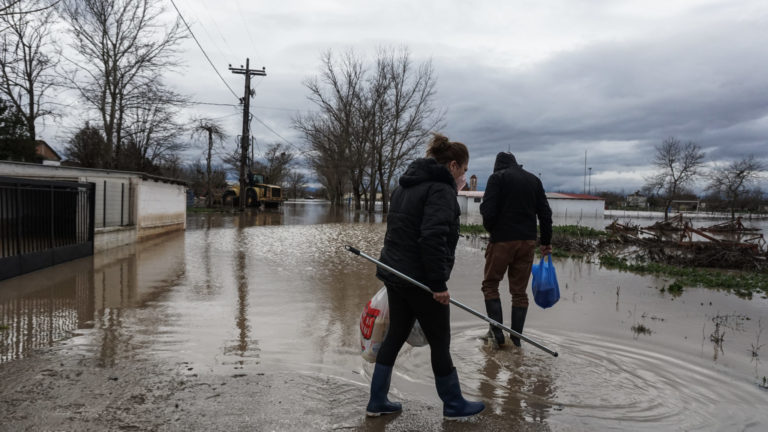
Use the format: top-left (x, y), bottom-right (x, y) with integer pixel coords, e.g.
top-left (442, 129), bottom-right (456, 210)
top-left (435, 17), bottom-right (768, 192)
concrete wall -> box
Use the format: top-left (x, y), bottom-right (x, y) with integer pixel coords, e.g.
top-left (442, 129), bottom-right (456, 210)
top-left (548, 198), bottom-right (604, 219)
top-left (1, 161), bottom-right (186, 250)
top-left (458, 192), bottom-right (605, 225)
top-left (136, 180), bottom-right (186, 240)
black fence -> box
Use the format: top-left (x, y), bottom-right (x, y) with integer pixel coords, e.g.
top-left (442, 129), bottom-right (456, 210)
top-left (0, 176), bottom-right (95, 281)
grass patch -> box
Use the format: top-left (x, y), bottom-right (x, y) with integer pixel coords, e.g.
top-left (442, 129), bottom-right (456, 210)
top-left (0, 324), bottom-right (9, 331)
top-left (631, 323), bottom-right (652, 335)
top-left (460, 224), bottom-right (607, 238)
top-left (553, 225), bottom-right (606, 237)
top-left (667, 281), bottom-right (684, 295)
top-left (460, 224), bottom-right (487, 236)
top-left (599, 254), bottom-right (768, 298)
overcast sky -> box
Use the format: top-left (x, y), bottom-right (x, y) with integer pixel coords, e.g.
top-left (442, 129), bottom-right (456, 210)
top-left (44, 0), bottom-right (768, 193)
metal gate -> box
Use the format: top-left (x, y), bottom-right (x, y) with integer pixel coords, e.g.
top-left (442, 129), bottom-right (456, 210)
top-left (0, 176), bottom-right (95, 281)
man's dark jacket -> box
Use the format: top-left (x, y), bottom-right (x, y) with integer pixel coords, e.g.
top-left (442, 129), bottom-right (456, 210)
top-left (376, 158), bottom-right (459, 293)
top-left (480, 152), bottom-right (553, 245)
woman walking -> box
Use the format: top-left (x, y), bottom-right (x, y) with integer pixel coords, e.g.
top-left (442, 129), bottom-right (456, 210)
top-left (366, 133), bottom-right (485, 420)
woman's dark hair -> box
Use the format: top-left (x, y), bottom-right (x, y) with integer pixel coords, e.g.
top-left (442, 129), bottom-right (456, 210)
top-left (426, 133), bottom-right (469, 166)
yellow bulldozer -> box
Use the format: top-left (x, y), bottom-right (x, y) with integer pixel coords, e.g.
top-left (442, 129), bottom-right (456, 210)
top-left (222, 172), bottom-right (283, 208)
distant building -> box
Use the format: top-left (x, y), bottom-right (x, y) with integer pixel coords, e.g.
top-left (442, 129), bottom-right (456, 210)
top-left (34, 140), bottom-right (62, 164)
top-left (457, 191), bottom-right (605, 222)
top-left (625, 191), bottom-right (648, 208)
top-left (469, 174), bottom-right (477, 191)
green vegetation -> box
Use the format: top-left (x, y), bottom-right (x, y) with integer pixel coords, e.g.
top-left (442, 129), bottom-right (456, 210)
top-left (631, 323), bottom-right (652, 335)
top-left (667, 281), bottom-right (684, 295)
top-left (460, 224), bottom-right (487, 236)
top-left (552, 225), bottom-right (606, 237)
top-left (0, 324), bottom-right (9, 331)
top-left (460, 224), bottom-right (606, 238)
top-left (461, 223), bottom-right (768, 298)
top-left (599, 254), bottom-right (768, 298)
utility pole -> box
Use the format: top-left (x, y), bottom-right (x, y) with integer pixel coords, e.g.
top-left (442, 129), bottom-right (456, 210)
top-left (583, 149), bottom-right (587, 194)
top-left (588, 167), bottom-right (592, 195)
top-left (230, 58), bottom-right (266, 211)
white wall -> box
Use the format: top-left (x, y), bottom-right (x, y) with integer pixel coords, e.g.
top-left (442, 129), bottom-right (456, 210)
top-left (458, 194), bottom-right (605, 223)
top-left (1, 161), bottom-right (187, 246)
top-left (548, 198), bottom-right (604, 218)
top-left (136, 180), bottom-right (186, 239)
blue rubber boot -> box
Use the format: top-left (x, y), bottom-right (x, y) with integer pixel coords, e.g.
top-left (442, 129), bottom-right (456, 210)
top-left (366, 363), bottom-right (402, 417)
top-left (435, 368), bottom-right (485, 420)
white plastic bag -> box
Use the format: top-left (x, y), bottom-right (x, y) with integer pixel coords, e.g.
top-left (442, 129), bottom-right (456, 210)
top-left (359, 287), bottom-right (428, 363)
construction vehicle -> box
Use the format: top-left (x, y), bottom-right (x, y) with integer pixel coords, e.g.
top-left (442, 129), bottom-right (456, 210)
top-left (222, 172), bottom-right (283, 208)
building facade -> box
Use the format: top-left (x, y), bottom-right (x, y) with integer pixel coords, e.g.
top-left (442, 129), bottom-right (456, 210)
top-left (0, 161), bottom-right (186, 252)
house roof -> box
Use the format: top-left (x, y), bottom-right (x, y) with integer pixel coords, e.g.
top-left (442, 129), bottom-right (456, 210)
top-left (34, 140), bottom-right (62, 161)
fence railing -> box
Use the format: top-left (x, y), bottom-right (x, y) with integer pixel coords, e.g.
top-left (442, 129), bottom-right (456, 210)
top-left (0, 176), bottom-right (95, 281)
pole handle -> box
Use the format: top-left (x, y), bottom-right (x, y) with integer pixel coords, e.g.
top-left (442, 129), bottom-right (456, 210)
top-left (345, 245), bottom-right (559, 357)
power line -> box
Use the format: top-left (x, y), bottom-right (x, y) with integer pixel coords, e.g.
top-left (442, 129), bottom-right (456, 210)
top-left (169, 0), bottom-right (239, 100)
top-left (190, 101), bottom-right (240, 107)
top-left (252, 115), bottom-right (301, 152)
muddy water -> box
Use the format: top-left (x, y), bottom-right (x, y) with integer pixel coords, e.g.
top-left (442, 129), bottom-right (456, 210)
top-left (1, 201), bottom-right (767, 430)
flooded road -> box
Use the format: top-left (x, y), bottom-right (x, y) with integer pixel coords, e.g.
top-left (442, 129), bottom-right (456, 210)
top-left (2, 201), bottom-right (767, 431)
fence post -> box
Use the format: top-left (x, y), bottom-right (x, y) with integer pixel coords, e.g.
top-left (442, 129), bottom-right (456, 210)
top-left (50, 185), bottom-right (55, 249)
top-left (103, 180), bottom-right (107, 228)
top-left (121, 183), bottom-right (125, 226)
top-left (16, 183), bottom-right (21, 257)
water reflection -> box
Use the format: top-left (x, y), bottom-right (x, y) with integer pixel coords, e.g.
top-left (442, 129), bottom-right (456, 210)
top-left (479, 350), bottom-right (555, 423)
top-left (186, 202), bottom-right (385, 231)
top-left (0, 233), bottom-right (186, 365)
top-left (0, 257), bottom-right (94, 363)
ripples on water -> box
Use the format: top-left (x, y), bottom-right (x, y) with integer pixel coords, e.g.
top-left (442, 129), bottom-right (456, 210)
top-left (2, 204), bottom-right (767, 430)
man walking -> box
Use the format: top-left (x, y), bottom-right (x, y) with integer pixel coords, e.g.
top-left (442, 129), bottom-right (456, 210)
top-left (480, 152), bottom-right (553, 347)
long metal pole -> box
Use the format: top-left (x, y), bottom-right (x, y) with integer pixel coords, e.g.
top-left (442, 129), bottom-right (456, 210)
top-left (345, 245), bottom-right (559, 357)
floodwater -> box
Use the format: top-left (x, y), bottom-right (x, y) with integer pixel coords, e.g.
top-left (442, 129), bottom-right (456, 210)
top-left (1, 201), bottom-right (767, 430)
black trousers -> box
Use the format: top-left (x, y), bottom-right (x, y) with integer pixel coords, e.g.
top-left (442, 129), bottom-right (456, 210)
top-left (375, 282), bottom-right (454, 377)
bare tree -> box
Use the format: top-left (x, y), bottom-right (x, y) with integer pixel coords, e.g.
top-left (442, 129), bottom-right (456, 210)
top-left (286, 169), bottom-right (307, 199)
top-left (1, 0), bottom-right (57, 17)
top-left (0, 0), bottom-right (58, 141)
top-left (255, 142), bottom-right (294, 186)
top-left (706, 155), bottom-right (765, 220)
top-left (119, 87), bottom-right (186, 172)
top-left (296, 48), bottom-right (443, 211)
top-left (192, 118), bottom-right (227, 207)
top-left (372, 47), bottom-right (444, 213)
top-left (58, 0), bottom-right (186, 169)
top-left (295, 111), bottom-right (351, 206)
top-left (297, 50), bottom-right (367, 207)
top-left (645, 137), bottom-right (706, 220)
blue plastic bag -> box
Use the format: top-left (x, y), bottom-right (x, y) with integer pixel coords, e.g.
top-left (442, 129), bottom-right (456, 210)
top-left (531, 254), bottom-right (560, 309)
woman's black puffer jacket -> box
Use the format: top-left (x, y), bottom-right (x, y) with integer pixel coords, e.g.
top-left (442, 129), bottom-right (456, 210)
top-left (376, 158), bottom-right (459, 293)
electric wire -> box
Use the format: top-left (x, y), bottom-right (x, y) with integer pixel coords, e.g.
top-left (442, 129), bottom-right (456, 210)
top-left (169, 0), bottom-right (239, 100)
top-left (251, 115), bottom-right (301, 151)
top-left (180, 4), bottom-right (230, 65)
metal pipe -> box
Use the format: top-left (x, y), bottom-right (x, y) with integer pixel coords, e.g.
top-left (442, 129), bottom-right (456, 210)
top-left (345, 245), bottom-right (559, 357)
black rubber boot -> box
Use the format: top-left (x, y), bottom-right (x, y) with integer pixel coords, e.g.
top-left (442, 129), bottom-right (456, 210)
top-left (435, 368), bottom-right (485, 420)
top-left (510, 306), bottom-right (528, 347)
top-left (484, 299), bottom-right (505, 346)
top-left (366, 363), bottom-right (402, 417)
